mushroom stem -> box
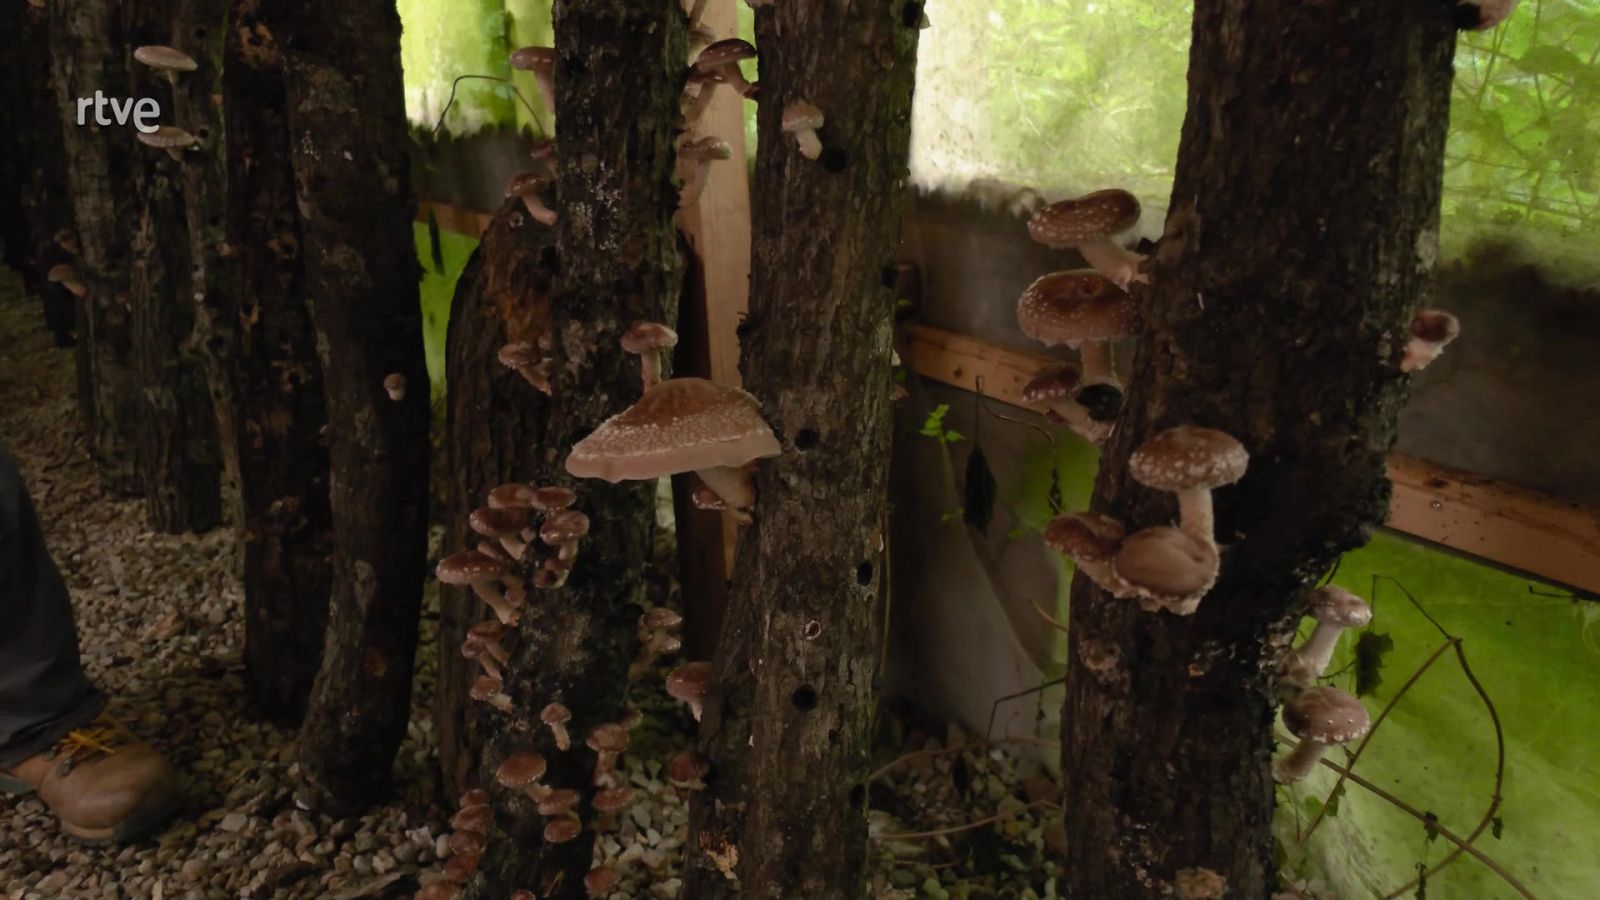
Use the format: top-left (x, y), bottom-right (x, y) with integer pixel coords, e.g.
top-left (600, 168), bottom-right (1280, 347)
top-left (517, 193), bottom-right (559, 227)
top-left (1043, 403), bottom-right (1110, 445)
top-left (696, 464), bottom-right (756, 511)
top-left (1174, 488), bottom-right (1215, 544)
top-left (531, 71), bottom-right (556, 116)
top-left (792, 128), bottom-right (822, 160)
top-left (471, 582), bottom-right (521, 626)
top-left (1291, 622), bottom-right (1349, 678)
top-left (1273, 736), bottom-right (1330, 784)
top-left (1077, 342), bottom-right (1116, 386)
top-left (1077, 238), bottom-right (1149, 290)
top-left (641, 350), bottom-right (663, 391)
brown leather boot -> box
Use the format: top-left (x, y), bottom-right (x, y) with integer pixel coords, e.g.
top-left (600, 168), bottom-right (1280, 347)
top-left (0, 713), bottom-right (180, 843)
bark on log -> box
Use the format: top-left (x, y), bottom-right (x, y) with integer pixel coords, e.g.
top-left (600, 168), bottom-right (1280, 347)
top-left (682, 3), bottom-right (919, 897)
top-left (49, 0), bottom-right (142, 494)
top-left (435, 202), bottom-right (557, 797)
top-left (123, 0), bottom-right (225, 535)
top-left (264, 0), bottom-right (432, 811)
top-left (464, 3), bottom-right (686, 896)
top-left (1056, 3), bottom-right (1459, 897)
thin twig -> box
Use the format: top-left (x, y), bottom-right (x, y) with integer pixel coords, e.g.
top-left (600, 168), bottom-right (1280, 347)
top-left (870, 799), bottom-right (1059, 842)
top-left (430, 74), bottom-right (547, 138)
top-left (868, 735), bottom-right (1056, 783)
top-left (1027, 595), bottom-right (1070, 635)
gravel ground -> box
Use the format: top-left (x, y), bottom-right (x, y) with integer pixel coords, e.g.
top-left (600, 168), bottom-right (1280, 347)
top-left (0, 272), bottom-right (1065, 899)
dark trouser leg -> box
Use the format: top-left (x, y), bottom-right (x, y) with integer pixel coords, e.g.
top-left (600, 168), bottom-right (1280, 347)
top-left (0, 442), bottom-right (103, 769)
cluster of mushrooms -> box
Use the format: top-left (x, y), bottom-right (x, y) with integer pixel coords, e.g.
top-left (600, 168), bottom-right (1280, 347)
top-left (129, 45), bottom-right (205, 160)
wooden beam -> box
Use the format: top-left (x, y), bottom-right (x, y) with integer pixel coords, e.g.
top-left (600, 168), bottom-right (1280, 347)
top-left (903, 323), bottom-right (1600, 595)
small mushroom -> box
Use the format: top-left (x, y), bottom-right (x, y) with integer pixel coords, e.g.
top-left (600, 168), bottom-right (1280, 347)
top-left (1274, 686), bottom-right (1370, 783)
top-left (497, 341), bottom-right (553, 393)
top-left (666, 661), bottom-right (712, 721)
top-left (505, 171), bottom-right (558, 227)
top-left (447, 830), bottom-right (486, 863)
top-left (668, 748), bottom-right (711, 791)
top-left (621, 321), bottom-right (679, 391)
top-left (1016, 270), bottom-right (1139, 418)
top-left (677, 136), bottom-right (732, 209)
top-left (1021, 364), bottom-right (1110, 444)
top-left (543, 817), bottom-right (582, 844)
top-left (133, 45), bottom-right (198, 86)
top-left (540, 508), bottom-right (590, 564)
top-left (470, 505), bottom-right (531, 560)
top-left (1284, 586), bottom-right (1372, 681)
top-left (586, 723), bottom-right (630, 787)
top-left (537, 788), bottom-right (580, 818)
top-left (691, 39), bottom-right (757, 99)
top-left (590, 786), bottom-right (635, 829)
top-left (509, 46), bottom-right (556, 113)
top-left (782, 101), bottom-right (825, 160)
top-left (46, 264), bottom-right (88, 298)
top-left (487, 482), bottom-right (536, 509)
top-left (53, 229), bottom-right (80, 255)
top-left (382, 373), bottom-right (406, 401)
top-left (1400, 310), bottom-right (1460, 373)
top-left (584, 867), bottom-right (622, 898)
top-left (469, 675), bottom-right (513, 713)
top-left (450, 803), bottom-right (492, 834)
top-left (541, 702), bottom-right (572, 751)
top-left (529, 485), bottom-right (578, 511)
top-left (1028, 190), bottom-right (1149, 289)
top-left (1043, 512), bottom-right (1130, 595)
top-left (496, 751), bottom-right (551, 801)
top-left (136, 125), bottom-right (199, 163)
top-left (460, 634), bottom-right (502, 681)
top-left (441, 853), bottom-right (477, 883)
top-left (416, 882), bottom-right (463, 900)
top-left (1111, 527), bottom-right (1220, 615)
top-left (436, 550), bottom-right (525, 626)
top-left (1127, 426), bottom-right (1249, 545)
top-left (631, 606), bottom-right (685, 679)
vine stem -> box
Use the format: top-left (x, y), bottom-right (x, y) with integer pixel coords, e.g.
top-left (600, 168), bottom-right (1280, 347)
top-left (430, 73), bottom-right (547, 138)
top-left (869, 799), bottom-right (1060, 842)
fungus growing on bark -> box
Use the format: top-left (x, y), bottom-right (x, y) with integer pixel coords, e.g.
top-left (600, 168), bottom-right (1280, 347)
top-left (540, 509), bottom-right (590, 564)
top-left (497, 341), bottom-right (553, 393)
top-left (1111, 526), bottom-right (1220, 615)
top-left (133, 45), bottom-right (198, 85)
top-left (1028, 190), bottom-right (1149, 288)
top-left (529, 485), bottom-right (577, 511)
top-left (447, 830), bottom-right (486, 862)
top-left (666, 661), bottom-right (712, 722)
top-left (441, 854), bottom-right (477, 884)
top-left (436, 550), bottom-right (525, 625)
top-left (461, 635), bottom-right (502, 681)
top-left (1284, 586), bottom-right (1372, 680)
top-left (469, 675), bottom-right (513, 713)
top-left (487, 482), bottom-right (535, 510)
top-left (461, 620), bottom-right (509, 681)
top-left (586, 723), bottom-right (630, 787)
top-left (450, 803), bottom-right (492, 834)
top-left (46, 264), bottom-right (88, 298)
top-left (1127, 426), bottom-right (1250, 545)
top-left (470, 505), bottom-right (530, 559)
top-left (496, 751), bottom-right (551, 801)
top-left (53, 229), bottom-right (80, 255)
top-left (1274, 686), bottom-right (1370, 783)
top-left (416, 882), bottom-right (462, 900)
top-left (677, 136), bottom-right (732, 209)
top-left (591, 786), bottom-right (635, 829)
top-left (541, 702), bottom-right (572, 751)
top-left (564, 377), bottom-right (780, 515)
top-left (1016, 269), bottom-right (1139, 419)
top-left (585, 866), bottom-right (622, 897)
top-left (1400, 309), bottom-right (1460, 373)
top-left (1020, 363), bottom-right (1111, 443)
top-left (782, 101), bottom-right (825, 160)
top-left (543, 817), bottom-right (582, 844)
top-left (621, 321), bottom-right (679, 391)
top-left (136, 125), bottom-right (199, 162)
top-left (1043, 511), bottom-right (1129, 594)
top-left (668, 748), bottom-right (711, 791)
top-left (537, 788), bottom-right (580, 818)
top-left (692, 39), bottom-right (757, 99)
top-left (632, 606), bottom-right (685, 678)
top-left (509, 46), bottom-right (556, 112)
top-left (505, 171), bottom-right (558, 227)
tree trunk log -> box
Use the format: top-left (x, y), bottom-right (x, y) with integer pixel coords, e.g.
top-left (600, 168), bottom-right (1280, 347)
top-left (436, 202), bottom-right (557, 797)
top-left (464, 3), bottom-right (686, 896)
top-left (683, 4), bottom-right (919, 897)
top-left (265, 0), bottom-right (432, 812)
top-left (1056, 3), bottom-right (1459, 897)
top-left (49, 0), bottom-right (142, 494)
top-left (122, 0), bottom-right (226, 535)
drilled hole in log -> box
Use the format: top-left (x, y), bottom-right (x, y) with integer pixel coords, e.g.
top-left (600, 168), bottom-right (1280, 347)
top-left (791, 685), bottom-right (818, 711)
top-left (849, 783), bottom-right (866, 806)
top-left (819, 148), bottom-right (848, 173)
top-left (794, 428), bottom-right (818, 451)
top-left (856, 560), bottom-right (873, 586)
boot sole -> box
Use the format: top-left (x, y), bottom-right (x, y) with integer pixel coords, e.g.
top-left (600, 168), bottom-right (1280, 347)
top-left (0, 773), bottom-right (181, 845)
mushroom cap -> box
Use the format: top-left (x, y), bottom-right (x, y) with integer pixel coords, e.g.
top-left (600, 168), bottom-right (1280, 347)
top-left (586, 722), bottom-right (630, 753)
top-left (437, 550), bottom-right (509, 585)
top-left (540, 508), bottom-right (590, 545)
top-left (530, 138), bottom-right (556, 161)
top-left (621, 321), bottom-right (680, 354)
top-left (136, 126), bottom-right (198, 150)
top-left (529, 486), bottom-right (577, 511)
top-left (505, 170), bottom-right (548, 198)
top-left (470, 505), bottom-right (529, 537)
top-left (666, 661), bottom-right (712, 703)
top-left (537, 788), bottom-right (580, 816)
top-left (1017, 270), bottom-right (1138, 348)
top-left (469, 620), bottom-right (508, 642)
top-left (690, 482), bottom-right (728, 511)
top-left (1283, 686), bottom-right (1370, 744)
top-left (510, 46), bottom-right (555, 72)
top-left (641, 606), bottom-right (683, 630)
top-left (1027, 189), bottom-right (1141, 248)
top-left (46, 264), bottom-right (76, 283)
top-left (498, 341), bottom-right (537, 369)
top-left (1112, 527), bottom-right (1219, 602)
top-left (782, 100), bottom-right (824, 131)
top-left (1020, 364), bottom-right (1085, 405)
top-left (543, 817), bottom-right (582, 844)
top-left (441, 854), bottom-right (477, 884)
top-left (416, 882), bottom-right (463, 900)
top-left (679, 136), bottom-right (733, 161)
top-left (1044, 512), bottom-right (1127, 566)
top-left (1410, 309), bottom-right (1460, 345)
top-left (449, 803), bottom-right (493, 833)
top-left (693, 38), bottom-right (756, 72)
top-left (584, 867), bottom-right (621, 896)
top-left (495, 751), bottom-right (547, 788)
top-left (448, 830), bottom-right (487, 859)
top-left (1128, 426), bottom-right (1249, 493)
top-left (564, 378), bottom-right (780, 482)
top-left (488, 482), bottom-right (535, 509)
top-left (591, 786), bottom-right (635, 812)
top-left (459, 788), bottom-right (490, 809)
top-left (1305, 585), bottom-right (1372, 628)
top-left (540, 702), bottom-right (571, 725)
top-left (469, 675), bottom-right (505, 701)
top-left (668, 749), bottom-right (711, 783)
top-left (133, 45), bottom-right (198, 72)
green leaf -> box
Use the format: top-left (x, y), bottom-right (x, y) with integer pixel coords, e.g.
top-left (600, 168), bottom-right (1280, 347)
top-left (1353, 629), bottom-right (1395, 697)
top-left (964, 444), bottom-right (998, 536)
top-left (1512, 45), bottom-right (1588, 81)
top-left (920, 404), bottom-right (950, 439)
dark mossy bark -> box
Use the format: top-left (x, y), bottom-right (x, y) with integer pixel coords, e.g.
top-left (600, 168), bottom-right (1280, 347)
top-left (1055, 3), bottom-right (1459, 897)
top-left (264, 0), bottom-right (431, 812)
top-left (49, 0), bottom-right (141, 494)
top-left (682, 4), bottom-right (919, 898)
top-left (464, 3), bottom-right (686, 897)
top-left (122, 0), bottom-right (225, 535)
top-left (436, 201), bottom-right (557, 797)
top-left (209, 0), bottom-right (335, 723)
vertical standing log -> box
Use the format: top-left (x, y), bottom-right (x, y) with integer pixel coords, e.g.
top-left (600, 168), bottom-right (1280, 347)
top-left (265, 0), bottom-right (432, 811)
top-left (213, 0), bottom-right (335, 722)
top-left (464, 3), bottom-right (686, 897)
top-left (49, 0), bottom-right (141, 493)
top-left (436, 203), bottom-right (556, 796)
top-left (123, 1), bottom-right (225, 534)
top-left (1056, 3), bottom-right (1459, 897)
top-left (683, 3), bottom-right (919, 897)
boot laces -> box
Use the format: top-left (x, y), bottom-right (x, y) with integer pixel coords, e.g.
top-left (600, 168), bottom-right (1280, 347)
top-left (52, 724), bottom-right (125, 772)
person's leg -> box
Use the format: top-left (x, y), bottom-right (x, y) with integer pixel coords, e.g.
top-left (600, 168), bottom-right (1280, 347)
top-left (0, 441), bottom-right (104, 768)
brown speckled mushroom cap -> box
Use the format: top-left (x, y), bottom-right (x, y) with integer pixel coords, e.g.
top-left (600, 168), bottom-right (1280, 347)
top-left (460, 788), bottom-right (490, 809)
top-left (1128, 426), bottom-right (1249, 493)
top-left (782, 100), bottom-right (824, 131)
top-left (505, 170), bottom-right (548, 198)
top-left (1306, 586), bottom-right (1372, 628)
top-left (449, 803), bottom-right (493, 833)
top-left (540, 702), bottom-right (571, 726)
top-left (679, 136), bottom-right (733, 161)
top-left (564, 378), bottom-right (780, 482)
top-left (1282, 686), bottom-right (1370, 744)
top-left (509, 46), bottom-right (555, 72)
top-left (584, 867), bottom-right (621, 896)
top-left (136, 126), bottom-right (198, 150)
top-left (133, 45), bottom-right (198, 72)
top-left (495, 752), bottom-right (547, 788)
top-left (487, 482), bottom-right (535, 509)
top-left (1016, 270), bottom-right (1138, 348)
top-left (469, 675), bottom-right (504, 700)
top-left (540, 509), bottom-right (590, 545)
top-left (621, 321), bottom-right (679, 354)
top-left (529, 486), bottom-right (577, 511)
top-left (1020, 364), bottom-right (1085, 405)
top-left (586, 722), bottom-right (630, 754)
top-left (1027, 189), bottom-right (1141, 248)
top-left (1112, 527), bottom-right (1218, 601)
top-left (1044, 512), bottom-right (1127, 566)
top-left (448, 830), bottom-right (486, 859)
top-left (666, 661), bottom-right (712, 704)
top-left (543, 817), bottom-right (582, 844)
top-left (470, 505), bottom-right (529, 537)
top-left (641, 607), bottom-right (683, 630)
top-left (693, 38), bottom-right (756, 72)
top-left (669, 749), bottom-right (711, 783)
top-left (436, 550), bottom-right (509, 585)
top-left (591, 787), bottom-right (634, 812)
top-left (537, 788), bottom-right (580, 817)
